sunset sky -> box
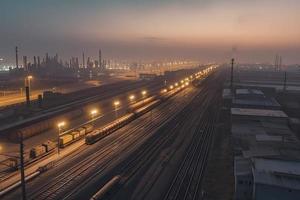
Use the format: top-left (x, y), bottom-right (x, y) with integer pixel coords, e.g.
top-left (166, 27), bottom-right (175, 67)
top-left (1, 0), bottom-right (300, 64)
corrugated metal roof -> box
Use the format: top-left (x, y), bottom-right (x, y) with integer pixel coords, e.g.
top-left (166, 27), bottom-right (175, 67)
top-left (231, 108), bottom-right (288, 118)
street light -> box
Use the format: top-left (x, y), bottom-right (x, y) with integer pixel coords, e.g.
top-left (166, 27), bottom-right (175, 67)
top-left (0, 139), bottom-right (27, 199)
top-left (161, 89), bottom-right (167, 93)
top-left (57, 121), bottom-right (65, 155)
top-left (141, 90), bottom-right (147, 103)
top-left (113, 100), bottom-right (120, 118)
top-left (24, 75), bottom-right (33, 108)
top-left (90, 109), bottom-right (98, 126)
top-left (169, 85), bottom-right (174, 90)
top-left (114, 100), bottom-right (120, 107)
top-left (25, 75), bottom-right (33, 90)
top-left (141, 90), bottom-right (147, 96)
top-left (129, 95), bottom-right (135, 101)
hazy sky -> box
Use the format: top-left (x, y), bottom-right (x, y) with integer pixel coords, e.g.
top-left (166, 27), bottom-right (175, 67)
top-left (1, 0), bottom-right (300, 64)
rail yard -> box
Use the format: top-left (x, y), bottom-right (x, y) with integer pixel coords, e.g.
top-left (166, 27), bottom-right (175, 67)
top-left (0, 65), bottom-right (224, 200)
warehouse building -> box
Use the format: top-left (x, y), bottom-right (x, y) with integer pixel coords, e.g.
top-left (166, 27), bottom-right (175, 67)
top-left (231, 96), bottom-right (300, 200)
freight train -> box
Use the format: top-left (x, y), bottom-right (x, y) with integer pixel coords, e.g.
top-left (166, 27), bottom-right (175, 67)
top-left (1, 67), bottom-right (216, 172)
top-left (59, 124), bottom-right (94, 147)
top-left (85, 87), bottom-right (181, 145)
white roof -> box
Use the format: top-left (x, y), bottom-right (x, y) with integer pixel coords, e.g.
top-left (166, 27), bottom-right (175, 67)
top-left (236, 88), bottom-right (250, 95)
top-left (256, 134), bottom-right (283, 142)
top-left (231, 108), bottom-right (288, 118)
top-left (251, 89), bottom-right (264, 95)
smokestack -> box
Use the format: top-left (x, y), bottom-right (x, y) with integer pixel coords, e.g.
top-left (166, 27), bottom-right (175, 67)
top-left (76, 57), bottom-right (79, 68)
top-left (87, 57), bottom-right (90, 68)
top-left (279, 56), bottom-right (282, 70)
top-left (33, 56), bottom-right (37, 68)
top-left (37, 56), bottom-right (40, 68)
top-left (46, 53), bottom-right (49, 64)
top-left (82, 52), bottom-right (85, 68)
top-left (230, 58), bottom-right (234, 89)
top-left (99, 49), bottom-right (102, 69)
top-left (15, 46), bottom-right (19, 69)
top-left (23, 56), bottom-right (27, 71)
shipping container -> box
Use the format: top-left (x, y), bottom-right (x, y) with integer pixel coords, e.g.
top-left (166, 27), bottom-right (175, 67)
top-left (77, 127), bottom-right (86, 136)
top-left (71, 131), bottom-right (80, 140)
top-left (59, 134), bottom-right (73, 147)
top-left (83, 124), bottom-right (94, 133)
top-left (30, 145), bottom-right (47, 158)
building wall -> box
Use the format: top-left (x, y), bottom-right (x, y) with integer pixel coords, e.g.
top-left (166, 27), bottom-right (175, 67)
top-left (235, 174), bottom-right (253, 200)
top-left (254, 183), bottom-right (300, 200)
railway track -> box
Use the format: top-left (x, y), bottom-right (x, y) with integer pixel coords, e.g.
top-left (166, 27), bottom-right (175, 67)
top-left (25, 86), bottom-right (198, 200)
top-left (3, 67), bottom-right (219, 200)
top-left (109, 69), bottom-right (224, 200)
top-left (163, 78), bottom-right (223, 200)
top-left (163, 107), bottom-right (218, 200)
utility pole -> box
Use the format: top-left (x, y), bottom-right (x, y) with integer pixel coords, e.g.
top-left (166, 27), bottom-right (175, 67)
top-left (230, 58), bottom-right (234, 89)
top-left (99, 49), bottom-right (102, 69)
top-left (15, 46), bottom-right (19, 69)
top-left (19, 132), bottom-right (27, 200)
top-left (24, 76), bottom-right (32, 108)
top-left (82, 52), bottom-right (85, 68)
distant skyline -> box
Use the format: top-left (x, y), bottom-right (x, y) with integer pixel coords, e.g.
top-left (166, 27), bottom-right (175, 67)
top-left (1, 0), bottom-right (300, 64)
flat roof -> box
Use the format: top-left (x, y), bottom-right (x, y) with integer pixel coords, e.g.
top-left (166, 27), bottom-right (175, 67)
top-left (253, 158), bottom-right (300, 190)
top-left (243, 147), bottom-right (280, 158)
top-left (256, 134), bottom-right (283, 142)
top-left (236, 88), bottom-right (250, 95)
top-left (254, 158), bottom-right (300, 175)
top-left (236, 88), bottom-right (264, 96)
top-left (254, 171), bottom-right (300, 190)
top-left (231, 108), bottom-right (288, 118)
top-left (232, 98), bottom-right (281, 108)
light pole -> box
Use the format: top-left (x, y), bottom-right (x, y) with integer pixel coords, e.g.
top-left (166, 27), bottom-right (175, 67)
top-left (90, 109), bottom-right (98, 126)
top-left (113, 100), bottom-right (120, 119)
top-left (1, 133), bottom-right (28, 200)
top-left (129, 94), bottom-right (136, 103)
top-left (19, 132), bottom-right (27, 200)
top-left (57, 121), bottom-right (65, 156)
top-left (24, 75), bottom-right (33, 108)
top-left (141, 90), bottom-right (147, 103)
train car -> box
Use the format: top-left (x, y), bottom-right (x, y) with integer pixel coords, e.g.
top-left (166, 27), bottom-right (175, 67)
top-left (42, 140), bottom-right (56, 152)
top-left (77, 127), bottom-right (86, 136)
top-left (70, 131), bottom-right (80, 140)
top-left (30, 145), bottom-right (47, 159)
top-left (83, 124), bottom-right (94, 134)
top-left (85, 130), bottom-right (102, 145)
top-left (59, 134), bottom-right (73, 148)
top-left (85, 113), bottom-right (135, 145)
